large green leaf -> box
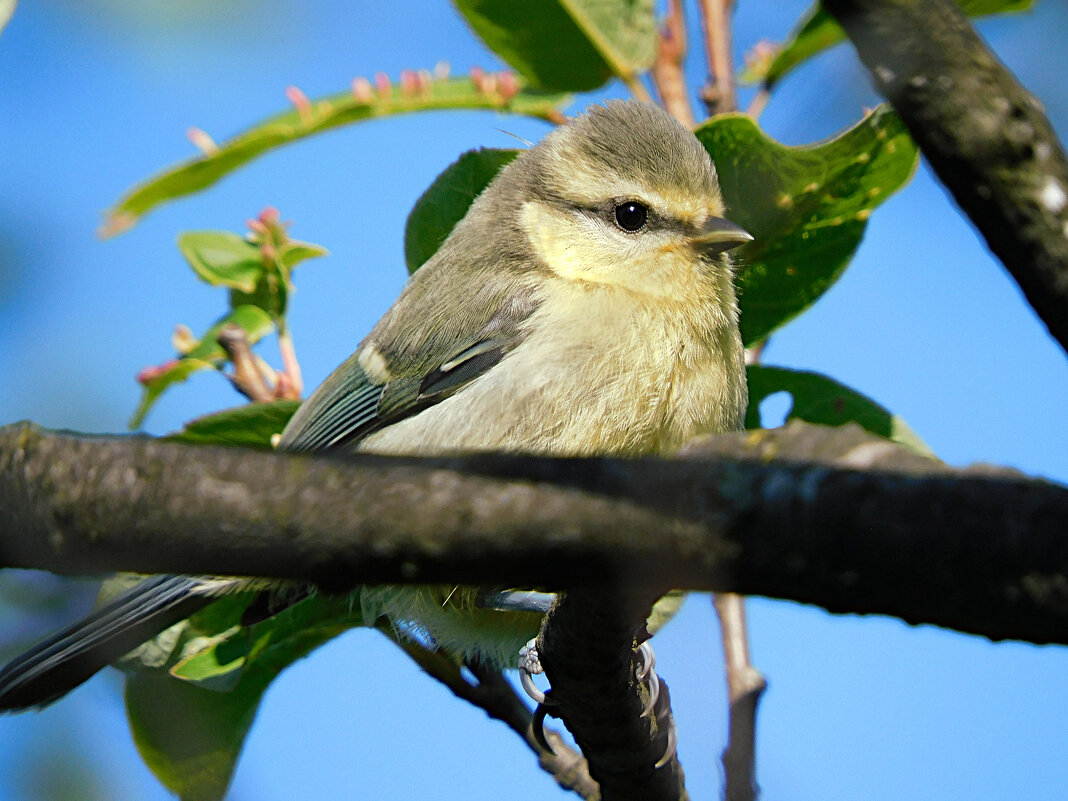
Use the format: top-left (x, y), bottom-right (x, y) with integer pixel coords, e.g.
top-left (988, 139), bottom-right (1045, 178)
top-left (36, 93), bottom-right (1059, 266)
top-left (696, 106), bottom-right (919, 346)
top-left (166, 401), bottom-right (300, 448)
top-left (102, 78), bottom-right (569, 237)
top-left (129, 305), bottom-right (274, 429)
top-left (124, 592), bottom-right (362, 801)
top-left (455, 0), bottom-right (655, 92)
top-left (404, 147), bottom-right (520, 273)
top-left (752, 0), bottom-right (1036, 88)
top-left (746, 364), bottom-right (928, 452)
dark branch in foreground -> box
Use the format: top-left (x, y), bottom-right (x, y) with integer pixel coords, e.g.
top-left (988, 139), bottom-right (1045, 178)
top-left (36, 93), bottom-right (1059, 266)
top-left (1, 421), bottom-right (1067, 645)
top-left (538, 586), bottom-right (684, 801)
top-left (823, 0), bottom-right (1068, 356)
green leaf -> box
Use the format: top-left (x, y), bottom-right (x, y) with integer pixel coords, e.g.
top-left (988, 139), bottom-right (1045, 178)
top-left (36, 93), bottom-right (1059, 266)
top-left (278, 240), bottom-right (328, 271)
top-left (455, 0), bottom-right (655, 91)
top-left (696, 106), bottom-right (919, 346)
top-left (129, 305), bottom-right (274, 429)
top-left (746, 364), bottom-right (929, 452)
top-left (179, 231), bottom-right (264, 292)
top-left (404, 148), bottom-right (520, 273)
top-left (102, 78), bottom-right (569, 237)
top-left (124, 593), bottom-right (362, 801)
top-left (126, 671), bottom-right (263, 801)
top-left (754, 0), bottom-right (1035, 88)
top-left (0, 0), bottom-right (16, 36)
top-left (165, 401), bottom-right (299, 448)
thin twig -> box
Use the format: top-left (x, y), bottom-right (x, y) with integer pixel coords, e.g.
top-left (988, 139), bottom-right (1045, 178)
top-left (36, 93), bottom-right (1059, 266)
top-left (696, 0), bottom-right (737, 116)
top-left (713, 594), bottom-right (766, 801)
top-left (378, 625), bottom-right (599, 799)
top-left (277, 329), bottom-right (304, 399)
top-left (216, 323), bottom-right (274, 402)
top-left (745, 88), bottom-right (769, 120)
top-left (651, 0), bottom-right (696, 128)
top-left (696, 10), bottom-right (765, 796)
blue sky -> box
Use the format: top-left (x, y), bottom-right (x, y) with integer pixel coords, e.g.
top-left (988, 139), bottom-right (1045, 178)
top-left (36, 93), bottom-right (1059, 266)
top-left (1, 1), bottom-right (1066, 800)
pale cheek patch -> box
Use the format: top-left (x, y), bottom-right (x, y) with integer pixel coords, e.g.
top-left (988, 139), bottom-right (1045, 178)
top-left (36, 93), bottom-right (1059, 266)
top-left (357, 343), bottom-right (391, 382)
top-left (520, 201), bottom-right (602, 282)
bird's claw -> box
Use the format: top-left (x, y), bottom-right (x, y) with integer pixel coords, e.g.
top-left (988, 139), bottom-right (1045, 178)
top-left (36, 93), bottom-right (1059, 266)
top-left (518, 638), bottom-right (546, 704)
top-left (520, 637), bottom-right (676, 768)
top-left (634, 640), bottom-right (659, 717)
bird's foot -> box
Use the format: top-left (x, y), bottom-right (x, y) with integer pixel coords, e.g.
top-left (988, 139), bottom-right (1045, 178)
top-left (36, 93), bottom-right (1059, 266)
top-left (519, 638), bottom-right (677, 768)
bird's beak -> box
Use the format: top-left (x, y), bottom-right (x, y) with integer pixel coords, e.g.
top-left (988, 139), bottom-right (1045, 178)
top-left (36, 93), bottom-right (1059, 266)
top-left (692, 216), bottom-right (753, 255)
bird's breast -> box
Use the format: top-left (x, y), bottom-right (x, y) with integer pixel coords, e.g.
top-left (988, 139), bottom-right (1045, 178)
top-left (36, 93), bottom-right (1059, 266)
top-left (361, 284), bottom-right (746, 458)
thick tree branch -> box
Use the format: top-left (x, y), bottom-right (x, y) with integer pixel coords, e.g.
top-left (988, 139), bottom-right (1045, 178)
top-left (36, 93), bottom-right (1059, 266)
top-left (0, 421), bottom-right (1066, 644)
top-left (538, 585), bottom-right (684, 801)
top-left (823, 0), bottom-right (1068, 356)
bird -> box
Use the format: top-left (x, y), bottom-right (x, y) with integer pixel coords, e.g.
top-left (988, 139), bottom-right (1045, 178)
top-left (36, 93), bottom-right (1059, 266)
top-left (0, 99), bottom-right (751, 713)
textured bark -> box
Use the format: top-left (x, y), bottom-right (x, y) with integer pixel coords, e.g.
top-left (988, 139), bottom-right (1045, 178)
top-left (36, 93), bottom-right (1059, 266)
top-left (823, 0), bottom-right (1068, 355)
top-left (1, 421), bottom-right (1066, 644)
top-left (538, 586), bottom-right (684, 801)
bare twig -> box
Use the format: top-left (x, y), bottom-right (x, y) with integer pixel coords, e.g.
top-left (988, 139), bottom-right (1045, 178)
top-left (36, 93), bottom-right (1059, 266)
top-left (745, 88), bottom-right (769, 120)
top-left (713, 594), bottom-right (766, 801)
top-left (696, 0), bottom-right (737, 116)
top-left (216, 324), bottom-right (274, 402)
top-left (379, 626), bottom-right (598, 799)
top-left (651, 0), bottom-right (696, 128)
top-left (276, 330), bottom-right (303, 399)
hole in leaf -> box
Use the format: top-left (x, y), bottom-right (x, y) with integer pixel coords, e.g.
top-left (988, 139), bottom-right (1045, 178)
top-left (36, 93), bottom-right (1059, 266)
top-left (758, 391), bottom-right (793, 429)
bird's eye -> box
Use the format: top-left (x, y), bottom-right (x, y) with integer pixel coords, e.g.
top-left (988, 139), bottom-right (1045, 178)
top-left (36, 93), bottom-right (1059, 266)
top-left (614, 201), bottom-right (648, 232)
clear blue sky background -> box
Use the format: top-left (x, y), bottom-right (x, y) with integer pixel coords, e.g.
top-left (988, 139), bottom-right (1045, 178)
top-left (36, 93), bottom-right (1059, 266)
top-left (1, 1), bottom-right (1066, 800)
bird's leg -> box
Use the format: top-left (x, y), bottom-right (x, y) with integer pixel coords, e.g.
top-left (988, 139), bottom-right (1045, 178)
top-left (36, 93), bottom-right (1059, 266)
top-left (520, 637), bottom-right (676, 767)
top-left (479, 589), bottom-right (677, 768)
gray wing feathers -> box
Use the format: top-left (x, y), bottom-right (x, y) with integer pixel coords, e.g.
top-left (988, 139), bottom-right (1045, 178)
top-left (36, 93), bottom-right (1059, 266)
top-left (280, 288), bottom-right (541, 454)
top-left (0, 575), bottom-right (224, 711)
top-left (278, 360), bottom-right (386, 453)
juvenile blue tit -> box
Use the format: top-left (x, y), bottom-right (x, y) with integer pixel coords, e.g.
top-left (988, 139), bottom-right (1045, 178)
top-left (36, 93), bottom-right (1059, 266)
top-left (0, 100), bottom-right (750, 711)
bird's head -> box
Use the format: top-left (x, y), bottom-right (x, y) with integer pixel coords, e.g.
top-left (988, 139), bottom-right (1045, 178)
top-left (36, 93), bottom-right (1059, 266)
top-left (507, 100), bottom-right (752, 300)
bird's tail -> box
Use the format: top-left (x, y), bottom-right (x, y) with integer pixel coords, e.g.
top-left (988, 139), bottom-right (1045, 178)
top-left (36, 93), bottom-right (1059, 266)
top-left (0, 574), bottom-right (237, 712)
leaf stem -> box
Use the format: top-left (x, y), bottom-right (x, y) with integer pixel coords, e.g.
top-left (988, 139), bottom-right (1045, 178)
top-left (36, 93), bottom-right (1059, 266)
top-left (277, 329), bottom-right (303, 398)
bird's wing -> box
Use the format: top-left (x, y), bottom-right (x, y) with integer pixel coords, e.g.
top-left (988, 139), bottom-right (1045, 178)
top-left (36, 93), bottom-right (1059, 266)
top-left (279, 285), bottom-right (540, 453)
top-left (0, 576), bottom-right (245, 711)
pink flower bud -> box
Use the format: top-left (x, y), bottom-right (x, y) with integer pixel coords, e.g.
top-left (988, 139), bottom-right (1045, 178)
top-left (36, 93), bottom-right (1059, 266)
top-left (351, 76), bottom-right (375, 103)
top-left (285, 85), bottom-right (312, 123)
top-left (497, 72), bottom-right (519, 103)
top-left (137, 360), bottom-right (179, 385)
top-left (186, 127), bottom-right (218, 155)
top-left (374, 72), bottom-right (392, 98)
